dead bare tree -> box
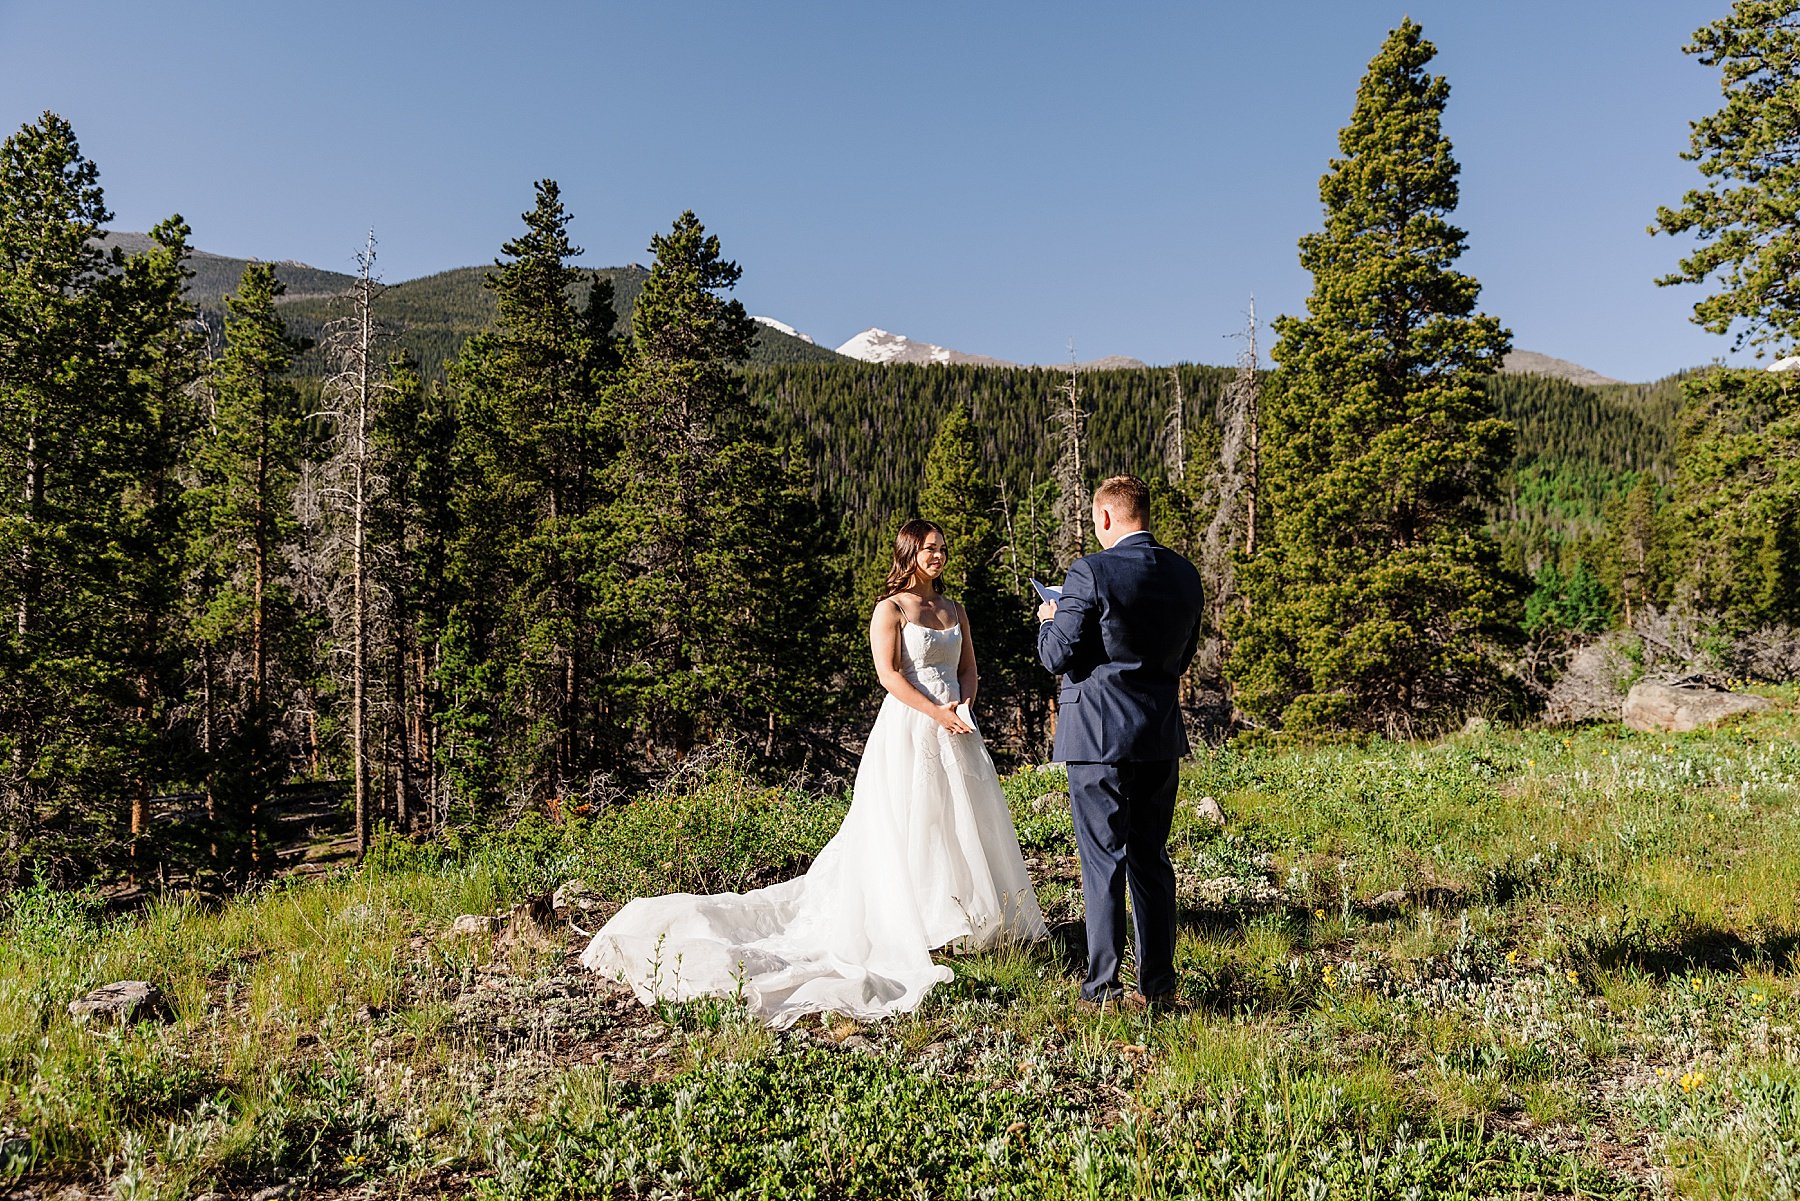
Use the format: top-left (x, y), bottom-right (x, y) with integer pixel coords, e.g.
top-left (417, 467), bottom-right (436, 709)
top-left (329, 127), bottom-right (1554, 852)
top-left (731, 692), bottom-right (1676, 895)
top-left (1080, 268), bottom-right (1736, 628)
top-left (1203, 299), bottom-right (1261, 614)
top-left (1162, 368), bottom-right (1187, 487)
top-left (1051, 345), bottom-right (1088, 570)
top-left (315, 232), bottom-right (395, 857)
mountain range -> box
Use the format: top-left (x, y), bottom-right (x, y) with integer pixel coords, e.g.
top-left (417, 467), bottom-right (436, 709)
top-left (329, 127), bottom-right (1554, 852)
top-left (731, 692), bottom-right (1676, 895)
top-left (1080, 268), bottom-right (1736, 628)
top-left (106, 231), bottom-right (1641, 385)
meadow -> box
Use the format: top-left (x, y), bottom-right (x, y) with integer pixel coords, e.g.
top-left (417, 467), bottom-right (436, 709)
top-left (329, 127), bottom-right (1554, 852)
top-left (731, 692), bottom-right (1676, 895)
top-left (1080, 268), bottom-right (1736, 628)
top-left (4, 703), bottom-right (1799, 1200)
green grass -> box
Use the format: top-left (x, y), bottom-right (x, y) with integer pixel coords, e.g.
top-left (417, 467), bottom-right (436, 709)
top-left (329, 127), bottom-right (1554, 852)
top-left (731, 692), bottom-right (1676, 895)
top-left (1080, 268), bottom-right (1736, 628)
top-left (6, 704), bottom-right (1800, 1197)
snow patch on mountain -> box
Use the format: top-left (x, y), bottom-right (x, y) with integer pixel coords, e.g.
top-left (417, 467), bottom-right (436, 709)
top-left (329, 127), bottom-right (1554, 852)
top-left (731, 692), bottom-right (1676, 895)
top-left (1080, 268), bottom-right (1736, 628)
top-left (751, 315), bottom-right (815, 345)
top-left (835, 327), bottom-right (1017, 367)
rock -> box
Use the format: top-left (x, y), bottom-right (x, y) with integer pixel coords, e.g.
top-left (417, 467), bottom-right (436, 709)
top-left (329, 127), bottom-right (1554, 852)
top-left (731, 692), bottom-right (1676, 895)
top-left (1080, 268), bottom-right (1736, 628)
top-left (1460, 715), bottom-right (1491, 736)
top-left (1194, 795), bottom-right (1226, 827)
top-left (1362, 889), bottom-right (1408, 914)
top-left (67, 981), bottom-right (165, 1024)
top-left (1621, 681), bottom-right (1772, 734)
top-left (250, 1185), bottom-right (297, 1201)
top-left (552, 879), bottom-right (601, 913)
top-left (839, 1034), bottom-right (873, 1052)
top-left (449, 914), bottom-right (499, 937)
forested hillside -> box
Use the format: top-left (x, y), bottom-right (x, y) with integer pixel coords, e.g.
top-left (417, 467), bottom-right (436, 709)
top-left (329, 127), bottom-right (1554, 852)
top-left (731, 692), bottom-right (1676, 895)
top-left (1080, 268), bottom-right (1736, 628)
top-left (1487, 371), bottom-right (1687, 566)
top-left (271, 264), bottom-right (842, 371)
top-left (744, 360), bottom-right (1689, 572)
top-left (106, 229), bottom-right (1686, 572)
top-left (101, 233), bottom-right (841, 372)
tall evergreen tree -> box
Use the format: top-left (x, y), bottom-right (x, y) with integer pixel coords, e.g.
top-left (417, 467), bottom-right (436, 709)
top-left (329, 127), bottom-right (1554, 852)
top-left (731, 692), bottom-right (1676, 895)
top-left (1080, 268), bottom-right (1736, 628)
top-left (192, 261), bottom-right (308, 873)
top-left (918, 404), bottom-right (1045, 750)
top-left (112, 216), bottom-right (207, 871)
top-left (1601, 473), bottom-right (1666, 626)
top-left (1228, 21), bottom-right (1517, 733)
top-left (373, 354), bottom-right (456, 832)
top-left (1658, 368), bottom-right (1800, 629)
top-left (0, 113), bottom-right (137, 880)
top-left (600, 211), bottom-right (847, 759)
top-left (446, 181), bottom-right (617, 807)
top-left (0, 117), bottom-right (184, 878)
top-left (1653, 1), bottom-right (1800, 357)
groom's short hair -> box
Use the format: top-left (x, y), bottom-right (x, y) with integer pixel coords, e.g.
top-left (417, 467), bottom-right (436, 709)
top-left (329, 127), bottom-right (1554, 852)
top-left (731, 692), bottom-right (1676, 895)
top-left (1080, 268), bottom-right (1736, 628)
top-left (1094, 475), bottom-right (1150, 525)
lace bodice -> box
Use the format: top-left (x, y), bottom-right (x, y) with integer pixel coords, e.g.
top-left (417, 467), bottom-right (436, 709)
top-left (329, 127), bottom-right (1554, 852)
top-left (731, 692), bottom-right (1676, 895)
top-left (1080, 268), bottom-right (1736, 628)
top-left (901, 622), bottom-right (961, 703)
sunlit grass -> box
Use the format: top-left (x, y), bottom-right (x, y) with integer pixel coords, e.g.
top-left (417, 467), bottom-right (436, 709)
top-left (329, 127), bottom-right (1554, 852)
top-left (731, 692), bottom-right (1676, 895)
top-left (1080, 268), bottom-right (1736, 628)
top-left (4, 703), bottom-right (1800, 1196)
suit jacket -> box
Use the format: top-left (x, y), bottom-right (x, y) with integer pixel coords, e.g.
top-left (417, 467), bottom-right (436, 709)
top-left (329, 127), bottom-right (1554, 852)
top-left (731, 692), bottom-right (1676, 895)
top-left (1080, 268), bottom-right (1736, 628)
top-left (1037, 532), bottom-right (1205, 763)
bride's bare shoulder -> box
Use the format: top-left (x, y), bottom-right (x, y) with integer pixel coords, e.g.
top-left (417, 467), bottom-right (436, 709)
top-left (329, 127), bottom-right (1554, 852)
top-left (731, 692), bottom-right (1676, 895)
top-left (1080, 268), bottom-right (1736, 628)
top-left (870, 595), bottom-right (909, 626)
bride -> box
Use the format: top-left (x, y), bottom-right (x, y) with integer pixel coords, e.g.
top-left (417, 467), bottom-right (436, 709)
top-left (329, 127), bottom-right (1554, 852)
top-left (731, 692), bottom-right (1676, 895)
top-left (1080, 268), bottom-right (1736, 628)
top-left (581, 519), bottom-right (1047, 1026)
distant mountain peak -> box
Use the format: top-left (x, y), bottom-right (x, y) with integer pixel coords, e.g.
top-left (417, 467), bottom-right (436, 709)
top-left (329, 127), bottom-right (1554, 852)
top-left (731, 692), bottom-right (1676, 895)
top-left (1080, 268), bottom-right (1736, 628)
top-left (1502, 350), bottom-right (1622, 387)
top-left (836, 327), bottom-right (1017, 367)
top-left (752, 315), bottom-right (815, 345)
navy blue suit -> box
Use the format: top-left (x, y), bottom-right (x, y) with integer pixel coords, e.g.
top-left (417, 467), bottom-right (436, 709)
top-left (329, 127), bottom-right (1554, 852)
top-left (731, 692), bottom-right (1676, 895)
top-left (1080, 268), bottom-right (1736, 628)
top-left (1038, 531), bottom-right (1204, 1000)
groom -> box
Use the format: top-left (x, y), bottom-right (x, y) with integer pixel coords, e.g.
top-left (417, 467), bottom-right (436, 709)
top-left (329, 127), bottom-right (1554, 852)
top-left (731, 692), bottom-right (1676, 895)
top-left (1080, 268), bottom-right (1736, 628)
top-left (1037, 474), bottom-right (1204, 1008)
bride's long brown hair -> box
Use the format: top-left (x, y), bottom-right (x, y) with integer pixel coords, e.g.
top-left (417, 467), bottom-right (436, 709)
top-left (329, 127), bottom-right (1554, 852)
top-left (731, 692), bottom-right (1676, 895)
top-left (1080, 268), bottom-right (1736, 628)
top-left (879, 519), bottom-right (947, 601)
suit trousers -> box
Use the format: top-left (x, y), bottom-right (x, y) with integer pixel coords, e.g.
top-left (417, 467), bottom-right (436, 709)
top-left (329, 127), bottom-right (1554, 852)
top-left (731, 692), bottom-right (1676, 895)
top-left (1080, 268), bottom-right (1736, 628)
top-left (1067, 759), bottom-right (1180, 1000)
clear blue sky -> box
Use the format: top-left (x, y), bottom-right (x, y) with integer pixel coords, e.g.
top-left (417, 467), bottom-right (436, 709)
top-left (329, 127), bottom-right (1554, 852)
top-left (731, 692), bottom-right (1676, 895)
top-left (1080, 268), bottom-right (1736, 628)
top-left (0, 1), bottom-right (1745, 381)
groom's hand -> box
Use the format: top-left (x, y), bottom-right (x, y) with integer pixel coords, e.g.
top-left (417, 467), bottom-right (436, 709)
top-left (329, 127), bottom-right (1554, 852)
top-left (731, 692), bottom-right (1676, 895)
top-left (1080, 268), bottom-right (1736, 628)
top-left (1037, 599), bottom-right (1058, 623)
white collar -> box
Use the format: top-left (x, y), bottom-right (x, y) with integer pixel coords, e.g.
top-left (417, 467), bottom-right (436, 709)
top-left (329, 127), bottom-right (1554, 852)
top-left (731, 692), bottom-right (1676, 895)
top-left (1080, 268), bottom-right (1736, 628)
top-left (1111, 530), bottom-right (1152, 548)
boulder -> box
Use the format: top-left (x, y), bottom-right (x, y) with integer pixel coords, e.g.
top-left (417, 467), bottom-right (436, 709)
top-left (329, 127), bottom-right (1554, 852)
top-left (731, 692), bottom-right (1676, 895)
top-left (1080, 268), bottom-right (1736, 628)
top-left (68, 981), bottom-right (166, 1024)
top-left (1194, 795), bottom-right (1227, 827)
top-left (449, 914), bottom-right (500, 937)
top-left (1622, 681), bottom-right (1772, 733)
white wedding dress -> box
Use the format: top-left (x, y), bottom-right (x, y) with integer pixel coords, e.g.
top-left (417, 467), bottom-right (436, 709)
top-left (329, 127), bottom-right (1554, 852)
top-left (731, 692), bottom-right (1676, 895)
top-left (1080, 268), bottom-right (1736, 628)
top-left (581, 620), bottom-right (1047, 1027)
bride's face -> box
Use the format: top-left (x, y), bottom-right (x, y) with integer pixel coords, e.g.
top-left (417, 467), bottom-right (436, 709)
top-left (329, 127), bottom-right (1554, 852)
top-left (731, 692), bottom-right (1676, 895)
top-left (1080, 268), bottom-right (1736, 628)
top-left (916, 534), bottom-right (949, 583)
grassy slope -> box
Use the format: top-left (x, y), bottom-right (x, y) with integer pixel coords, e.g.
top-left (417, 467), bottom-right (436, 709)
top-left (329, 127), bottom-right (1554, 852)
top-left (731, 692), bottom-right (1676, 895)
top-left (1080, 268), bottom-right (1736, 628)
top-left (6, 705), bottom-right (1799, 1199)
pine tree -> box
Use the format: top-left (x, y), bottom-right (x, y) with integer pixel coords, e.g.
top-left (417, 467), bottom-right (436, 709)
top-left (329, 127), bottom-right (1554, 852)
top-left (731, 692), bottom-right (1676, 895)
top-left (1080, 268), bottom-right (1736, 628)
top-left (1602, 474), bottom-right (1665, 625)
top-left (0, 113), bottom-right (137, 880)
top-left (919, 405), bottom-right (1001, 599)
top-left (600, 211), bottom-right (847, 759)
top-left (446, 180), bottom-right (618, 807)
top-left (919, 405), bottom-right (1045, 748)
top-left (1653, 1), bottom-right (1800, 357)
top-left (112, 216), bottom-right (207, 873)
top-left (1658, 368), bottom-right (1800, 629)
top-left (1228, 21), bottom-right (1517, 734)
top-left (192, 261), bottom-right (308, 873)
top-left (373, 355), bottom-right (456, 833)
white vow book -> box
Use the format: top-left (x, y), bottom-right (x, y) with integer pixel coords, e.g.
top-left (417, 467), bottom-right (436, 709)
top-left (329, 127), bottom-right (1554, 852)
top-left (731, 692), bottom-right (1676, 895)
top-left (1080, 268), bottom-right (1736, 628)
top-left (1030, 578), bottom-right (1063, 604)
top-left (955, 701), bottom-right (979, 736)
